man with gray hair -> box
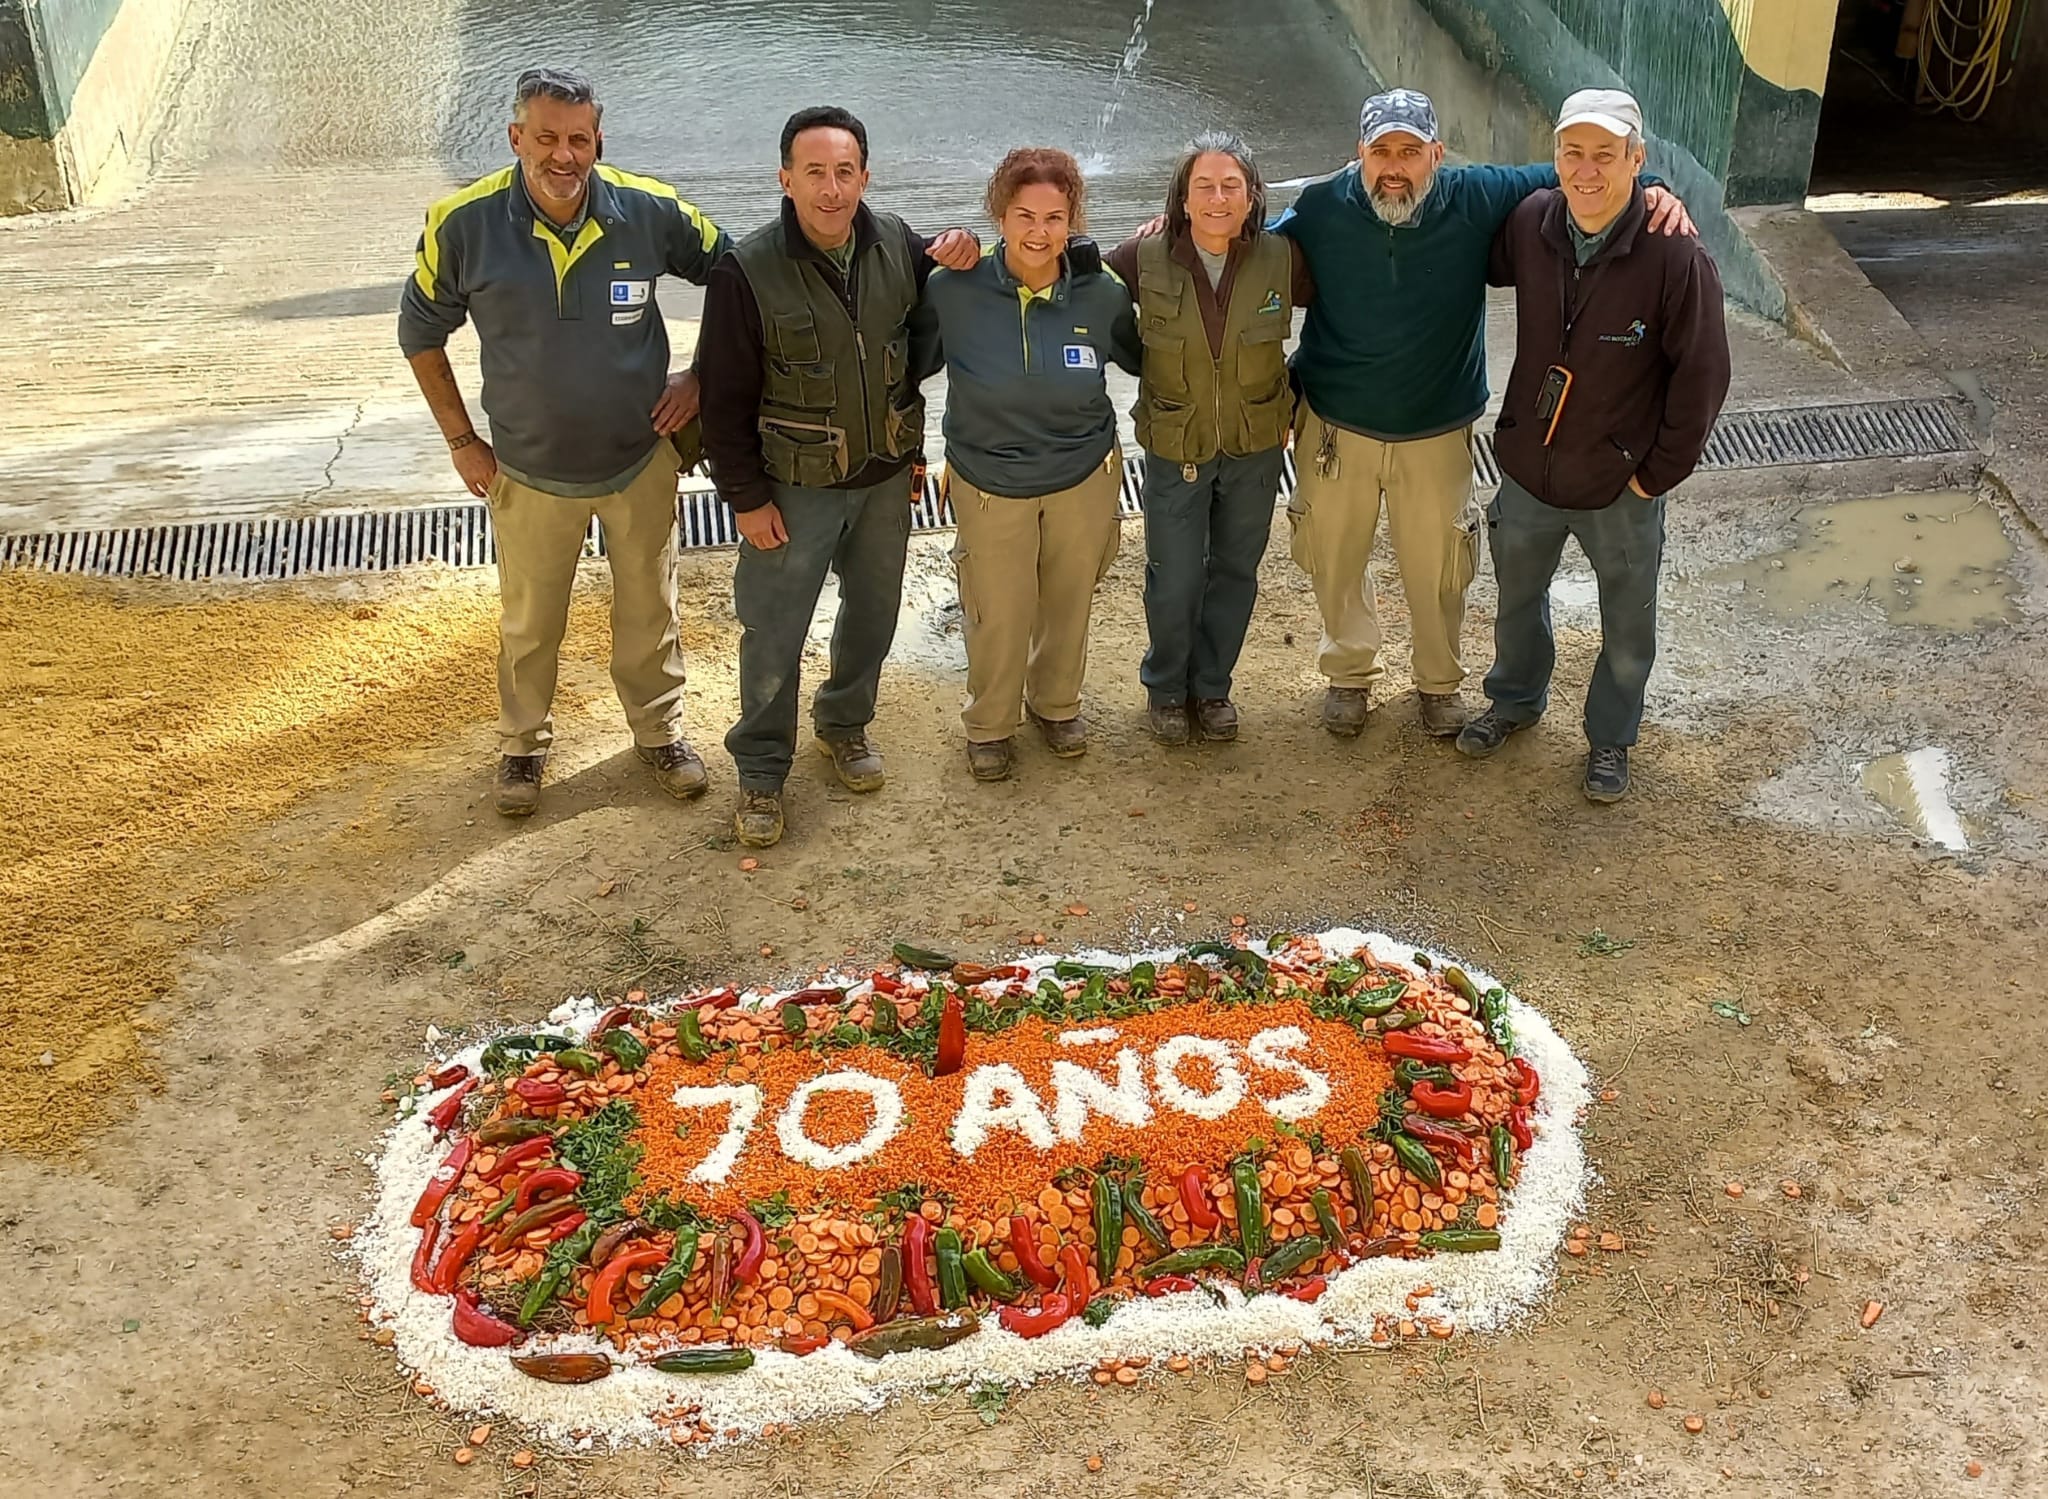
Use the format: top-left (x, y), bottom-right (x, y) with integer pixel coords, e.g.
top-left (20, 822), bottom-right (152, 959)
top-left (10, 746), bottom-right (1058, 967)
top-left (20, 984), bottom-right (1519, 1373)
top-left (399, 68), bottom-right (730, 817)
top-left (1272, 88), bottom-right (1693, 742)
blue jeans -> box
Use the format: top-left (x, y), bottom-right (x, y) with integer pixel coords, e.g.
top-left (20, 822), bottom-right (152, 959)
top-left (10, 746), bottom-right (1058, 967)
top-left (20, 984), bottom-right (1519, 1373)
top-left (725, 476), bottom-right (912, 789)
top-left (1482, 475), bottom-right (1665, 749)
top-left (1138, 448), bottom-right (1286, 704)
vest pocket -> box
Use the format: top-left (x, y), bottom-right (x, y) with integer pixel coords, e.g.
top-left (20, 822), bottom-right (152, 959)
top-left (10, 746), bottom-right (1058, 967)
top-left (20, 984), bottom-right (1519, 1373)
top-left (1141, 397), bottom-right (1199, 462)
top-left (882, 395), bottom-right (926, 461)
top-left (758, 414), bottom-right (848, 487)
top-left (1236, 316), bottom-right (1288, 392)
top-left (1140, 328), bottom-right (1191, 403)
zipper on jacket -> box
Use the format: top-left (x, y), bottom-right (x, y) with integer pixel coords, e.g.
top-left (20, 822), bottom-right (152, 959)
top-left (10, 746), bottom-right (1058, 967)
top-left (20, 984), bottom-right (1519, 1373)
top-left (1018, 292), bottom-right (1033, 374)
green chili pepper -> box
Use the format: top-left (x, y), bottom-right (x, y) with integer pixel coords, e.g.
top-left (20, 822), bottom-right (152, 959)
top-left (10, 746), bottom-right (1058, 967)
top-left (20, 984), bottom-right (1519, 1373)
top-left (651, 1346), bottom-right (755, 1374)
top-left (675, 1008), bottom-right (711, 1062)
top-left (1353, 978), bottom-right (1410, 1018)
top-left (1137, 1245), bottom-right (1247, 1280)
top-left (1420, 1229), bottom-right (1502, 1253)
top-left (519, 1219), bottom-right (602, 1327)
top-left (1311, 1189), bottom-right (1345, 1249)
top-left (780, 1002), bottom-right (808, 1038)
top-left (1380, 1008), bottom-right (1429, 1031)
top-left (553, 1048), bottom-right (601, 1076)
top-left (1394, 1059), bottom-right (1458, 1089)
top-left (934, 1228), bottom-right (968, 1311)
top-left (1412, 951), bottom-right (1434, 970)
top-left (596, 1028), bottom-right (649, 1071)
top-left (1391, 1132), bottom-right (1443, 1189)
top-left (626, 1228), bottom-right (700, 1320)
top-left (846, 1311), bottom-right (980, 1359)
top-left (869, 997), bottom-right (899, 1037)
top-left (1490, 1124), bottom-right (1515, 1188)
top-left (1122, 1187), bottom-right (1171, 1253)
top-left (1481, 987), bottom-right (1516, 1057)
top-left (891, 942), bottom-right (957, 971)
top-left (1230, 1158), bottom-right (1266, 1261)
top-left (478, 1118), bottom-right (555, 1147)
top-left (1258, 1234), bottom-right (1325, 1285)
top-left (1126, 960), bottom-right (1158, 995)
top-left (961, 1247), bottom-right (1021, 1302)
top-left (872, 1244), bottom-right (904, 1322)
top-left (1053, 959), bottom-right (1114, 981)
top-left (1338, 1147), bottom-right (1376, 1233)
top-left (1091, 1174), bottom-right (1124, 1285)
top-left (1441, 965), bottom-right (1479, 1004)
top-left (481, 1191), bottom-right (521, 1227)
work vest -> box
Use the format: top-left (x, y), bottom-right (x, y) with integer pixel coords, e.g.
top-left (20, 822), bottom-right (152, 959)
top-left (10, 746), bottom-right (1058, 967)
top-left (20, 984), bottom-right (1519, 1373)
top-left (733, 211), bottom-right (923, 488)
top-left (1133, 233), bottom-right (1295, 463)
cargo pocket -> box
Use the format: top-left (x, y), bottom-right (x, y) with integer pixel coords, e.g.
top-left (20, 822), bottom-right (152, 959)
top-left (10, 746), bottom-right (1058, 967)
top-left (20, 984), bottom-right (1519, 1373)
top-left (759, 419), bottom-right (846, 488)
top-left (1285, 489), bottom-right (1314, 574)
top-left (1449, 494), bottom-right (1482, 596)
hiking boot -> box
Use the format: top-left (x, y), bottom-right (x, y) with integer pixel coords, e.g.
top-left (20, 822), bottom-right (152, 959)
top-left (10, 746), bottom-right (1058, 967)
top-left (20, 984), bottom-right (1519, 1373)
top-left (1583, 746), bottom-right (1631, 803)
top-left (1194, 697), bottom-right (1239, 742)
top-left (1321, 686), bottom-right (1370, 738)
top-left (1455, 707), bottom-right (1533, 759)
top-left (1029, 710), bottom-right (1089, 758)
top-left (1147, 700), bottom-right (1191, 746)
top-left (1418, 691), bottom-right (1469, 737)
top-left (494, 753), bottom-right (545, 818)
top-left (734, 788), bottom-right (785, 847)
top-left (966, 738), bottom-right (1014, 782)
top-left (815, 732), bottom-right (885, 793)
top-left (636, 739), bottom-right (709, 800)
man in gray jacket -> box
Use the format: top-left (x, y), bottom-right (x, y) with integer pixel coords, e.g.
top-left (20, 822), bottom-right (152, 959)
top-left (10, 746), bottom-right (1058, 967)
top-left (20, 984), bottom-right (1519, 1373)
top-left (398, 68), bottom-right (728, 817)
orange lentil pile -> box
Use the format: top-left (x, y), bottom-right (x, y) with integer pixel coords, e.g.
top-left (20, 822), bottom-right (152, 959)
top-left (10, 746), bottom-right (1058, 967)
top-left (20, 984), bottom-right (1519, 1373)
top-left (421, 942), bottom-right (1528, 1358)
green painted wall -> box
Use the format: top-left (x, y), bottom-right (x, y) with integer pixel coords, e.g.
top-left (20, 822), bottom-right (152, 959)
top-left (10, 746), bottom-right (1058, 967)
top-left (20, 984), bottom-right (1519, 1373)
top-left (0, 0), bottom-right (129, 141)
top-left (0, 1), bottom-right (50, 139)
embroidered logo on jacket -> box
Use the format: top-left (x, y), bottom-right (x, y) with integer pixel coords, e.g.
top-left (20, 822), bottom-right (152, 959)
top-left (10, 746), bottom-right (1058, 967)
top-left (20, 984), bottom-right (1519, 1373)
top-left (1600, 319), bottom-right (1647, 347)
top-left (1260, 290), bottom-right (1284, 314)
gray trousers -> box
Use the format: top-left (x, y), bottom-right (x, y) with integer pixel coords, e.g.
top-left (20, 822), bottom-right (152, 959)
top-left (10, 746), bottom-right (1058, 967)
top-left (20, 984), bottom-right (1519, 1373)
top-left (725, 476), bottom-right (912, 790)
top-left (1138, 448), bottom-right (1286, 704)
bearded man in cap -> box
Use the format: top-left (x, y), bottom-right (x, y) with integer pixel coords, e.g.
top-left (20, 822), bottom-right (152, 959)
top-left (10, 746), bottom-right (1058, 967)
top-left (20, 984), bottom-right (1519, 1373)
top-left (1272, 88), bottom-right (1693, 741)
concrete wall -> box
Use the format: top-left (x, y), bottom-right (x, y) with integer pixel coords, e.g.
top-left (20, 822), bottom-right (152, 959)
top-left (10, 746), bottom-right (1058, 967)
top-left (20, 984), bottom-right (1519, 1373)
top-left (0, 0), bottom-right (191, 212)
top-left (1986, 4), bottom-right (2048, 141)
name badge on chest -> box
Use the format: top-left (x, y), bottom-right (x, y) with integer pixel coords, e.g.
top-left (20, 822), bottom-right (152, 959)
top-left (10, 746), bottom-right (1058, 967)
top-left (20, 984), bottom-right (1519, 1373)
top-left (1062, 344), bottom-right (1099, 371)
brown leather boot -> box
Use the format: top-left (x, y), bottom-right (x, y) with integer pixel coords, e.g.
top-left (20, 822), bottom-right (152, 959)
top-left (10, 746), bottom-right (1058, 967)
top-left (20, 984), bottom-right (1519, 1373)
top-left (494, 753), bottom-right (545, 817)
top-left (637, 739), bottom-right (709, 799)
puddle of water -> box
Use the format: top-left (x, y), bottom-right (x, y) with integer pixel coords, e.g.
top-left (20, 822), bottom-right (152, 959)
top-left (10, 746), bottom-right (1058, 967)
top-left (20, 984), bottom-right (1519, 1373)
top-left (1862, 746), bottom-right (1970, 851)
top-left (1732, 491), bottom-right (2014, 630)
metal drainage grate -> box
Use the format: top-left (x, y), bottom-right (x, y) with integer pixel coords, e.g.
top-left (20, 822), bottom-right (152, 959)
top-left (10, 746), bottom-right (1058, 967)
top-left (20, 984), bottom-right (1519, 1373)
top-left (0, 396), bottom-right (1976, 583)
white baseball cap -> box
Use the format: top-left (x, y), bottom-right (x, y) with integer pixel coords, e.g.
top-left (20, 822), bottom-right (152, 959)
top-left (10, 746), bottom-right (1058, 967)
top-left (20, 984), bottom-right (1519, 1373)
top-left (1555, 88), bottom-right (1643, 139)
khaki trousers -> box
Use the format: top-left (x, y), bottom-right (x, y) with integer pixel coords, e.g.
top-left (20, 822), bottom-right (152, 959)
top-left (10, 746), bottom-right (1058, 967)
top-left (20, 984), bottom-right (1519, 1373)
top-left (485, 441), bottom-right (685, 757)
top-left (1285, 407), bottom-right (1481, 695)
top-left (951, 455), bottom-right (1123, 742)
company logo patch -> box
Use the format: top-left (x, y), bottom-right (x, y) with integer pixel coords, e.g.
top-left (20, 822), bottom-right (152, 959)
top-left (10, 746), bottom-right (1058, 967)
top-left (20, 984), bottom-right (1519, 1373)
top-left (612, 308), bottom-right (646, 326)
top-left (1599, 318), bottom-right (1647, 347)
top-left (610, 279), bottom-right (651, 308)
top-left (1063, 344), bottom-right (1100, 370)
top-left (1260, 290), bottom-right (1284, 314)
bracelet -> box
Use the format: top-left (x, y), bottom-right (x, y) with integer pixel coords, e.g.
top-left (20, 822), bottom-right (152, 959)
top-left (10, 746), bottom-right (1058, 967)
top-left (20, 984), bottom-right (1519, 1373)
top-left (448, 431), bottom-right (479, 452)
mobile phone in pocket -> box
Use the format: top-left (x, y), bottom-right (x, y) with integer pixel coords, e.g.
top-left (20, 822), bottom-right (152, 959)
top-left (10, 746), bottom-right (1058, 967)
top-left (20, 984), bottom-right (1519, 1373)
top-left (1535, 364), bottom-right (1573, 445)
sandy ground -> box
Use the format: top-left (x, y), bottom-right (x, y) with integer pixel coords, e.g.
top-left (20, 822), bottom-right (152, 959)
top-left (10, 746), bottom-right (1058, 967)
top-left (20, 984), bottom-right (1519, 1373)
top-left (5, 472), bottom-right (2047, 1496)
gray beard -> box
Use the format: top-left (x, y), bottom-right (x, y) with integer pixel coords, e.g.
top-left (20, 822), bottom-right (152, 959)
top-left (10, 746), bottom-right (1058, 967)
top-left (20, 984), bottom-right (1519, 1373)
top-left (1369, 173), bottom-right (1434, 226)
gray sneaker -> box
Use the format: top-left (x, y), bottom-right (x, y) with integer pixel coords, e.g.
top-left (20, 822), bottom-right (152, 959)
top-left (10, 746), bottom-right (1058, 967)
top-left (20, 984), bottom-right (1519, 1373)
top-left (1147, 700), bottom-right (1191, 746)
top-left (1321, 686), bottom-right (1370, 738)
top-left (637, 739), bottom-right (709, 800)
top-left (1583, 746), bottom-right (1631, 803)
top-left (1029, 710), bottom-right (1089, 758)
top-left (1455, 707), bottom-right (1534, 759)
top-left (1194, 698), bottom-right (1239, 742)
top-left (734, 788), bottom-right (785, 847)
top-left (1418, 692), bottom-right (1469, 737)
top-left (966, 738), bottom-right (1014, 782)
top-left (816, 732), bottom-right (885, 793)
top-left (494, 753), bottom-right (545, 818)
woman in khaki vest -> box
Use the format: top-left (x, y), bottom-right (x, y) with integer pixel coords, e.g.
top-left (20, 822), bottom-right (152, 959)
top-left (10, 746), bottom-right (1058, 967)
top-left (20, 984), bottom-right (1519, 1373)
top-left (1106, 132), bottom-right (1314, 745)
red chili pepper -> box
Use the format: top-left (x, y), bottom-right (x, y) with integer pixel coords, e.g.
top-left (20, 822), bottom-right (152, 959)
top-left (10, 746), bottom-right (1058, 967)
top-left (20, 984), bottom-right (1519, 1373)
top-left (481, 1136), bottom-right (552, 1180)
top-left (934, 991), bottom-right (967, 1076)
top-left (1509, 1058), bottom-right (1541, 1106)
top-left (1280, 1275), bottom-right (1329, 1303)
top-left (1009, 1215), bottom-right (1059, 1290)
top-left (511, 1077), bottom-right (566, 1106)
top-left (452, 1290), bottom-right (523, 1347)
top-left (1409, 1079), bottom-right (1475, 1120)
top-left (1507, 1106), bottom-right (1534, 1153)
top-left (514, 1167), bottom-right (582, 1213)
top-left (985, 965), bottom-right (1032, 981)
top-left (410, 1219), bottom-right (442, 1294)
top-left (902, 1215), bottom-right (939, 1316)
top-left (1382, 1032), bottom-right (1471, 1064)
top-left (679, 986), bottom-right (739, 1011)
top-left (589, 1005), bottom-right (636, 1042)
top-left (869, 971), bottom-right (904, 996)
top-left (428, 1062), bottom-right (470, 1090)
top-left (1179, 1168), bottom-right (1221, 1232)
top-left (425, 1076), bottom-right (478, 1134)
top-left (544, 1211), bottom-right (587, 1243)
top-left (1403, 1115), bottom-right (1483, 1167)
top-left (1142, 1274), bottom-right (1198, 1297)
top-left (779, 1331), bottom-right (830, 1355)
top-left (1057, 1244), bottom-right (1093, 1310)
top-left (784, 985), bottom-right (845, 1007)
top-left (434, 1219), bottom-right (487, 1295)
top-left (733, 1208), bottom-right (767, 1286)
top-left (410, 1136), bottom-right (473, 1227)
top-left (998, 1291), bottom-right (1074, 1339)
top-left (586, 1245), bottom-right (667, 1325)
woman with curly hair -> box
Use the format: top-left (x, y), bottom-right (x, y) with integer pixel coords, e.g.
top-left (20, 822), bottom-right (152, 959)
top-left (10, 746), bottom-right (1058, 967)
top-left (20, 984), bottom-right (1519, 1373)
top-left (913, 148), bottom-right (1141, 782)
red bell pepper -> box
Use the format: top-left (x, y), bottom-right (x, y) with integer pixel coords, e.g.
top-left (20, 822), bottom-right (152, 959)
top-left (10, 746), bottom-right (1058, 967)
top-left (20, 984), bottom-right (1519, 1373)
top-left (999, 1291), bottom-right (1074, 1339)
top-left (733, 1208), bottom-right (767, 1286)
top-left (1180, 1167), bottom-right (1221, 1232)
top-left (934, 991), bottom-right (967, 1076)
top-left (1507, 1106), bottom-right (1534, 1153)
top-left (1509, 1058), bottom-right (1541, 1106)
top-left (1403, 1115), bottom-right (1482, 1168)
top-left (1142, 1274), bottom-right (1198, 1297)
top-left (425, 1076), bottom-right (478, 1135)
top-left (410, 1136), bottom-right (473, 1227)
top-left (434, 1219), bottom-right (486, 1295)
top-left (586, 1245), bottom-right (667, 1325)
top-left (511, 1077), bottom-right (566, 1106)
top-left (1382, 1032), bottom-right (1471, 1064)
top-left (902, 1215), bottom-right (939, 1316)
top-left (481, 1136), bottom-right (551, 1180)
top-left (1409, 1079), bottom-right (1475, 1120)
top-left (1009, 1215), bottom-right (1059, 1290)
top-left (514, 1167), bottom-right (582, 1213)
top-left (410, 1219), bottom-right (441, 1294)
top-left (452, 1290), bottom-right (523, 1347)
top-left (1280, 1275), bottom-right (1329, 1303)
top-left (428, 1062), bottom-right (470, 1090)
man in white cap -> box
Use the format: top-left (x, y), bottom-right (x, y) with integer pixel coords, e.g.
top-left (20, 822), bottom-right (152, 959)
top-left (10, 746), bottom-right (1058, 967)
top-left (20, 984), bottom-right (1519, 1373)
top-left (1457, 88), bottom-right (1730, 802)
top-left (1272, 88), bottom-right (1694, 742)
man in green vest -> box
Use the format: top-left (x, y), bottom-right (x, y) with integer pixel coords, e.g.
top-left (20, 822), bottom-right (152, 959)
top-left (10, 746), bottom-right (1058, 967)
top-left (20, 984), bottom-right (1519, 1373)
top-left (1107, 130), bottom-right (1314, 745)
top-left (696, 106), bottom-right (978, 848)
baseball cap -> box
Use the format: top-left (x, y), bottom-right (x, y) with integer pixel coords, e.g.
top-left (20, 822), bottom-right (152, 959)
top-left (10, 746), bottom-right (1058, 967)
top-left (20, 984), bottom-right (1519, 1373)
top-left (1555, 87), bottom-right (1643, 139)
top-left (1359, 89), bottom-right (1439, 147)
